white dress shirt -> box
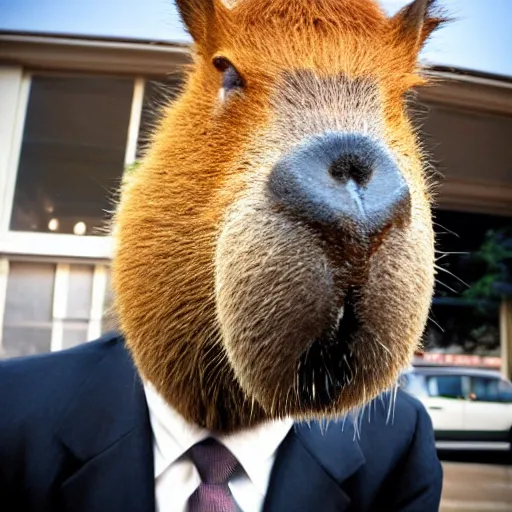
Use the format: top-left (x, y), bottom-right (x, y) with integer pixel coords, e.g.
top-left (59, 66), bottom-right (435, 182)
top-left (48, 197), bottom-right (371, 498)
top-left (143, 381), bottom-right (293, 512)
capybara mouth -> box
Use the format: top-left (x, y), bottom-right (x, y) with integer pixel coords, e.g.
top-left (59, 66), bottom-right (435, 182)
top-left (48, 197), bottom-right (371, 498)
top-left (297, 288), bottom-right (360, 409)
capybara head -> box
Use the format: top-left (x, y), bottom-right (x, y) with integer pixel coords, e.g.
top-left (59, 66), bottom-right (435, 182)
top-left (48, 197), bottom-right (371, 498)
top-left (113, 0), bottom-right (444, 432)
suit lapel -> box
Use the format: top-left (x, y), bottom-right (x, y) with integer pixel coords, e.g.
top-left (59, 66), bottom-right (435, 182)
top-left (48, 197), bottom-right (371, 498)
top-left (57, 339), bottom-right (155, 512)
top-left (264, 418), bottom-right (365, 512)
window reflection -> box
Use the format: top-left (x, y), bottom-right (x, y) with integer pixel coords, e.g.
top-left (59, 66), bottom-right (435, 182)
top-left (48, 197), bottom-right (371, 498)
top-left (136, 76), bottom-right (182, 159)
top-left (427, 375), bottom-right (463, 399)
top-left (471, 377), bottom-right (500, 402)
top-left (2, 262), bottom-right (55, 358)
top-left (10, 74), bottom-right (133, 236)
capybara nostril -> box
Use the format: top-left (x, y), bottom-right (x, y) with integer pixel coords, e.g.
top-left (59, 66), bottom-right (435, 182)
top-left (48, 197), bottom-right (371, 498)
top-left (329, 153), bottom-right (372, 186)
top-left (267, 133), bottom-right (411, 241)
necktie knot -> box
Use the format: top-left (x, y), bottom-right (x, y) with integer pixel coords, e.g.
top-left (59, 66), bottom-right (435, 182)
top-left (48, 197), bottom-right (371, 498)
top-left (189, 438), bottom-right (239, 485)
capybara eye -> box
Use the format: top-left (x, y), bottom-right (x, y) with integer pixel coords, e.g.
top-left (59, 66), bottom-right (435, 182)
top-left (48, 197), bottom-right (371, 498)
top-left (213, 56), bottom-right (231, 72)
top-left (213, 56), bottom-right (245, 92)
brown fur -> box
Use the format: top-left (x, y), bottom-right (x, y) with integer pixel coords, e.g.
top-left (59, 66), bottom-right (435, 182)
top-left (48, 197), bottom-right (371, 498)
top-left (113, 0), bottom-right (444, 433)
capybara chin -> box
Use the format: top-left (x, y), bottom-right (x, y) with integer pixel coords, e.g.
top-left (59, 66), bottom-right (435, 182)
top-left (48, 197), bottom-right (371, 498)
top-left (112, 0), bottom-right (444, 433)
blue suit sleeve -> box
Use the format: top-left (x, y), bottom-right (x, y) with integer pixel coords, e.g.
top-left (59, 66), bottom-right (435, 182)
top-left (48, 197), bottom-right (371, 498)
top-left (388, 402), bottom-right (443, 511)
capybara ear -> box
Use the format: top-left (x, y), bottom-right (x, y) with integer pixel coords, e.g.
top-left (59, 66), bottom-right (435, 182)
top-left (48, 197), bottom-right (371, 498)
top-left (391, 0), bottom-right (446, 52)
top-left (175, 0), bottom-right (218, 46)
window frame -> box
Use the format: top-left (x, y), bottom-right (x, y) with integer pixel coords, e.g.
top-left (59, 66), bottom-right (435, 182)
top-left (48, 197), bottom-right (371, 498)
top-left (0, 257), bottom-right (8, 357)
top-left (0, 257), bottom-right (110, 355)
top-left (426, 374), bottom-right (465, 399)
top-left (469, 375), bottom-right (512, 404)
top-left (0, 69), bottom-right (145, 260)
top-left (469, 376), bottom-right (502, 403)
top-left (498, 379), bottom-right (512, 403)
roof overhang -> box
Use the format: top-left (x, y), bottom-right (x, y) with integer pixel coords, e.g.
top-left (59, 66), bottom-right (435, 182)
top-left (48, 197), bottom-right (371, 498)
top-left (0, 33), bottom-right (191, 76)
top-left (2, 33), bottom-right (511, 109)
top-left (1, 33), bottom-right (511, 216)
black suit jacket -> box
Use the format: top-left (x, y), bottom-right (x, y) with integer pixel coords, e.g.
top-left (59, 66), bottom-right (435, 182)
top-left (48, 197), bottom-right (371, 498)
top-left (0, 333), bottom-right (442, 511)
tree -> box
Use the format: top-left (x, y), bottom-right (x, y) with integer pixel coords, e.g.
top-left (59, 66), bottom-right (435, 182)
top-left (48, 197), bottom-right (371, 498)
top-left (463, 227), bottom-right (512, 303)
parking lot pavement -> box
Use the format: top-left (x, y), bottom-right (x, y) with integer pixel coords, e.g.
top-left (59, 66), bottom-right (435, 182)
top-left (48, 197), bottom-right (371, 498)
top-left (441, 459), bottom-right (512, 512)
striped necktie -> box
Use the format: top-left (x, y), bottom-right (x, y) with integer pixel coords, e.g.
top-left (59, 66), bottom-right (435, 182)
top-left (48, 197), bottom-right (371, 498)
top-left (188, 438), bottom-right (240, 512)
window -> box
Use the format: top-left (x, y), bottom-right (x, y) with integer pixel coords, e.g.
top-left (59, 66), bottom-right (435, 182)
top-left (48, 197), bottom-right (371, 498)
top-left (471, 377), bottom-right (501, 403)
top-left (10, 74), bottom-right (133, 236)
top-left (499, 381), bottom-right (512, 403)
top-left (136, 76), bottom-right (182, 159)
top-left (2, 262), bottom-right (55, 358)
top-left (101, 272), bottom-right (118, 334)
top-left (427, 375), bottom-right (463, 399)
top-left (0, 260), bottom-right (114, 359)
top-left (0, 69), bottom-right (183, 356)
top-left (61, 264), bottom-right (95, 349)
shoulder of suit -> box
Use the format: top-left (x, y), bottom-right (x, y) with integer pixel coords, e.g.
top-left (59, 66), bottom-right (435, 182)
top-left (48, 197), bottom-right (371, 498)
top-left (0, 332), bottom-right (124, 436)
top-left (325, 388), bottom-right (427, 445)
top-left (353, 388), bottom-right (429, 447)
top-left (395, 386), bottom-right (428, 415)
top-left (299, 388), bottom-right (426, 439)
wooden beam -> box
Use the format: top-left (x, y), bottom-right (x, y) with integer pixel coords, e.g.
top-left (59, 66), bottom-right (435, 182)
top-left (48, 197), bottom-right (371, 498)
top-left (0, 34), bottom-right (190, 77)
top-left (437, 179), bottom-right (512, 217)
top-left (500, 301), bottom-right (512, 379)
top-left (419, 70), bottom-right (512, 117)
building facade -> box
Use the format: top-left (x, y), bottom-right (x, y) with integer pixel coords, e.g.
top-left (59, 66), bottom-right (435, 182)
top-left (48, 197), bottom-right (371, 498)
top-left (0, 33), bottom-right (511, 375)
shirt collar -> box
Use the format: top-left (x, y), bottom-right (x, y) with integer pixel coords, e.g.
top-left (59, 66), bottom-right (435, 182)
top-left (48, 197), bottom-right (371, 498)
top-left (143, 381), bottom-right (293, 493)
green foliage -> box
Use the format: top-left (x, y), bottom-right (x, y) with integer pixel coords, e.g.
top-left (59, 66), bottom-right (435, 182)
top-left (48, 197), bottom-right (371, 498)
top-left (121, 161), bottom-right (141, 187)
top-left (124, 161), bottom-right (140, 175)
top-left (463, 227), bottom-right (512, 303)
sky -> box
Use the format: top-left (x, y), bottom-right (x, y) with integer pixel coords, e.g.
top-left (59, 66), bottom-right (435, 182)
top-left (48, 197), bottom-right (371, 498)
top-left (1, 0), bottom-right (511, 77)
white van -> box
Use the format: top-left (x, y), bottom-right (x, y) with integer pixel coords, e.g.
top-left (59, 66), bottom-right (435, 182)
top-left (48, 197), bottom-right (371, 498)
top-left (401, 367), bottom-right (512, 449)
